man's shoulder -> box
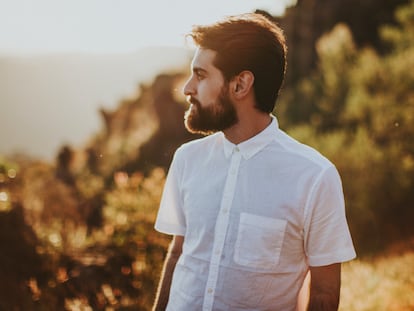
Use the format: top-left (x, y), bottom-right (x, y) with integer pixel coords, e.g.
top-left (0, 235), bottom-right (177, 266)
top-left (275, 129), bottom-right (334, 170)
top-left (177, 132), bottom-right (221, 154)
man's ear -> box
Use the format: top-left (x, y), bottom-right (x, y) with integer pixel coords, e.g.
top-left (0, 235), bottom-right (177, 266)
top-left (231, 71), bottom-right (254, 99)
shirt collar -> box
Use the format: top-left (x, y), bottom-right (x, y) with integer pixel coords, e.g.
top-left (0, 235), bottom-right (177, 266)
top-left (222, 115), bottom-right (279, 159)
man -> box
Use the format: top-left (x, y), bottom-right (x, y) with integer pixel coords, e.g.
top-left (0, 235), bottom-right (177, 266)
top-left (153, 13), bottom-right (356, 311)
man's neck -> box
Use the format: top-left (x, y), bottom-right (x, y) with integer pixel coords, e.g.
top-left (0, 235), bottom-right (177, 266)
top-left (223, 112), bottom-right (272, 145)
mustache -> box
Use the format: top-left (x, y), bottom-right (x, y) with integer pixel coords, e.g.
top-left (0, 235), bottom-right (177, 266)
top-left (187, 96), bottom-right (201, 107)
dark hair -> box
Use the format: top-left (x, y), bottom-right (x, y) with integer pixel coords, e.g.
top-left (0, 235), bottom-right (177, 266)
top-left (189, 13), bottom-right (287, 113)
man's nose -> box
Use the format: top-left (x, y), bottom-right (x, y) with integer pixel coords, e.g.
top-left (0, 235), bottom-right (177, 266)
top-left (183, 77), bottom-right (195, 96)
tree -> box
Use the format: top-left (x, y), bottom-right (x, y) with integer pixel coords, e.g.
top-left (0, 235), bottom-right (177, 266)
top-left (283, 0), bottom-right (414, 252)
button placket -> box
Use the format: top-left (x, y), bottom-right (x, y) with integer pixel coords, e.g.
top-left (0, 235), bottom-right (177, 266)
top-left (203, 148), bottom-right (242, 311)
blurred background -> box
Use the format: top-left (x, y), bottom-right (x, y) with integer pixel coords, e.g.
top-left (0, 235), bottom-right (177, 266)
top-left (1, 0), bottom-right (413, 310)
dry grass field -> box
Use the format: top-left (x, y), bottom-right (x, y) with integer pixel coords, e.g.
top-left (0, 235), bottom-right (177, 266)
top-left (340, 243), bottom-right (414, 311)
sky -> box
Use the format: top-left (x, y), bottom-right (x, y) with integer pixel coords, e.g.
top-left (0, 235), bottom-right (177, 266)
top-left (0, 0), bottom-right (294, 55)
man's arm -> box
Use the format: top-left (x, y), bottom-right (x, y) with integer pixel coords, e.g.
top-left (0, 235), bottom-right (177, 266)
top-left (152, 235), bottom-right (184, 311)
top-left (307, 263), bottom-right (341, 311)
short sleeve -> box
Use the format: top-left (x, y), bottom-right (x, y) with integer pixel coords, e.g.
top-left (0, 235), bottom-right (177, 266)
top-left (154, 149), bottom-right (186, 236)
top-left (304, 166), bottom-right (356, 267)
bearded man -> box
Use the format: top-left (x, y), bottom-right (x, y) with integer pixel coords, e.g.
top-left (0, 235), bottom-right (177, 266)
top-left (153, 13), bottom-right (356, 311)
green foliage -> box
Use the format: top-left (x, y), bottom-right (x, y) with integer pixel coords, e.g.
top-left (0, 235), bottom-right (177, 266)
top-left (99, 168), bottom-right (169, 309)
top-left (381, 1), bottom-right (414, 52)
top-left (1, 149), bottom-right (169, 310)
top-left (281, 0), bottom-right (414, 253)
top-left (278, 23), bottom-right (358, 129)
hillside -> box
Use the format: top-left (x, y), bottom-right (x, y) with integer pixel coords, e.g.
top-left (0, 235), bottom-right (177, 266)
top-left (0, 46), bottom-right (191, 159)
top-left (0, 69), bottom-right (199, 310)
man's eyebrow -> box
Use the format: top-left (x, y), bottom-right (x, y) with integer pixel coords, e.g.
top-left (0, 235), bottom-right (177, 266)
top-left (192, 66), bottom-right (207, 74)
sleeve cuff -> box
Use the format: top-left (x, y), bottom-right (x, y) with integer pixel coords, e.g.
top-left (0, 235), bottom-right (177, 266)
top-left (154, 221), bottom-right (186, 236)
top-left (308, 247), bottom-right (357, 267)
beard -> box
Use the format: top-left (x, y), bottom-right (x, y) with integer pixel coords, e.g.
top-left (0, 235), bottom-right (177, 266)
top-left (184, 86), bottom-right (238, 135)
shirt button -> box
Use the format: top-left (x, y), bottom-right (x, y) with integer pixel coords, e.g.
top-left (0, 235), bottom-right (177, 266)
top-left (235, 147), bottom-right (240, 152)
top-left (222, 208), bottom-right (228, 214)
top-left (207, 288), bottom-right (213, 294)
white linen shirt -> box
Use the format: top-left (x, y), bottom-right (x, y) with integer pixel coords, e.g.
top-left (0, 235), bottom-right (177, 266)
top-left (155, 116), bottom-right (356, 311)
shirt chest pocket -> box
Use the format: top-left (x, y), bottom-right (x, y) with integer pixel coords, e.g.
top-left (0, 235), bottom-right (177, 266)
top-left (234, 213), bottom-right (287, 270)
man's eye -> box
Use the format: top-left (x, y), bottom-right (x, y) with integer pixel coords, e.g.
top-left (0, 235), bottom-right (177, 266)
top-left (196, 73), bottom-right (204, 80)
